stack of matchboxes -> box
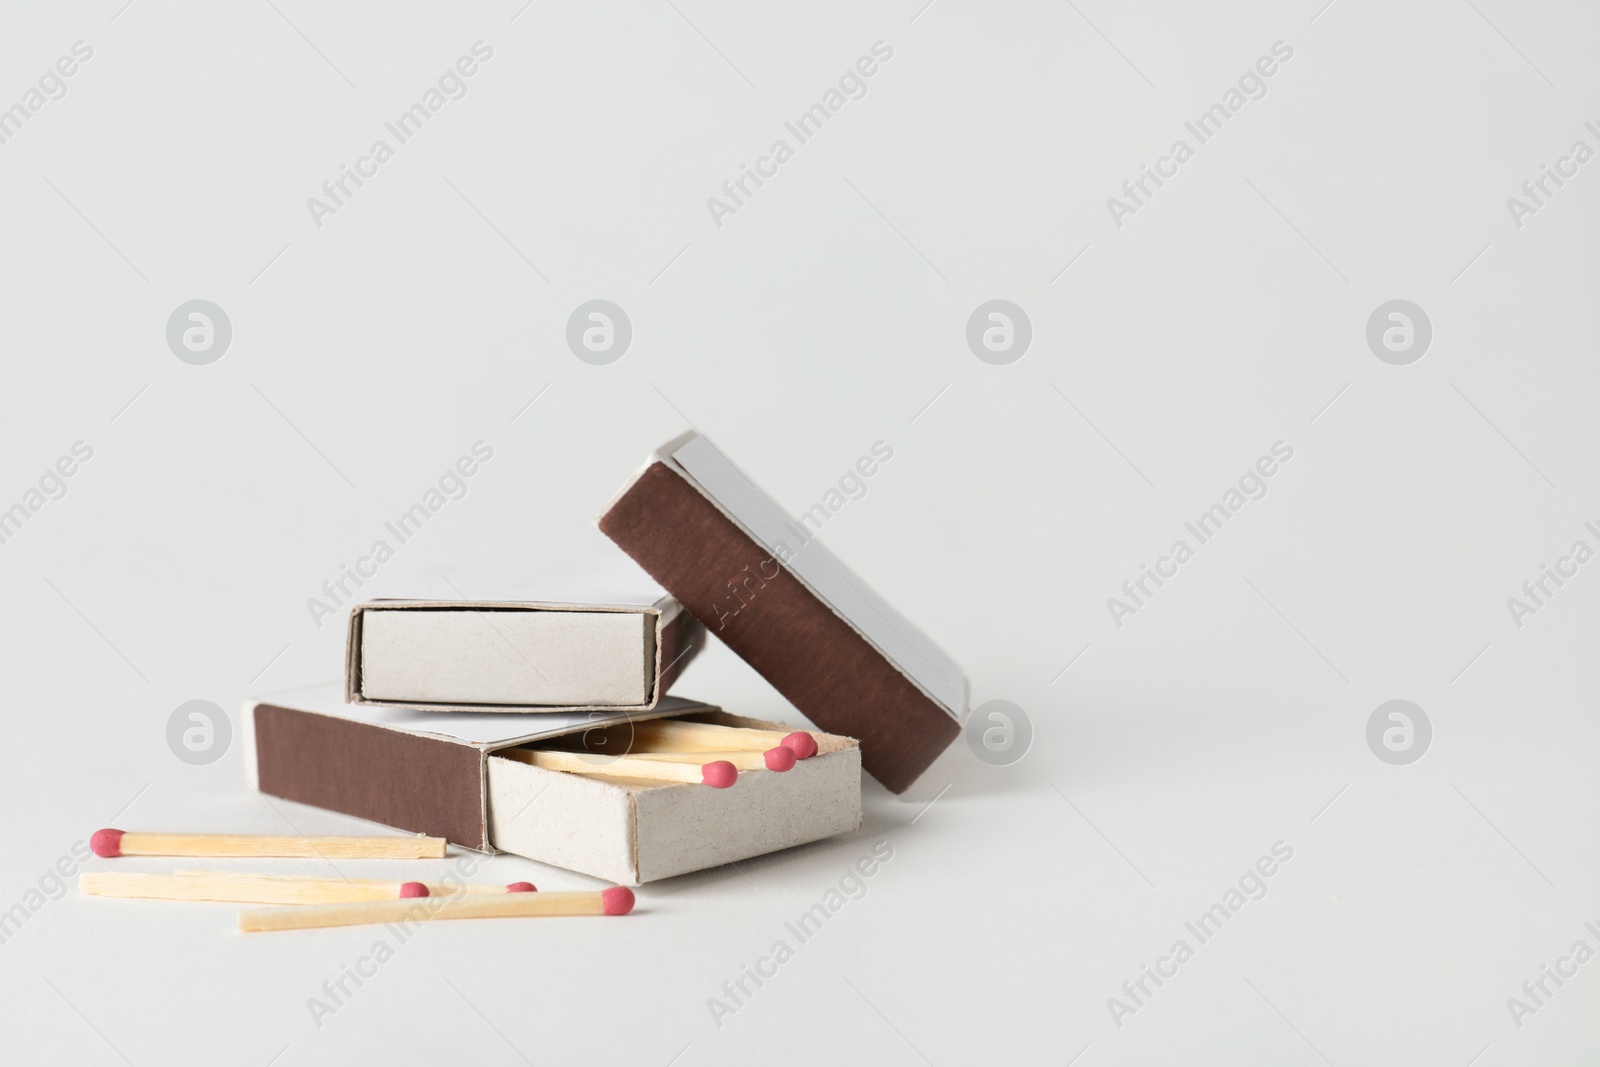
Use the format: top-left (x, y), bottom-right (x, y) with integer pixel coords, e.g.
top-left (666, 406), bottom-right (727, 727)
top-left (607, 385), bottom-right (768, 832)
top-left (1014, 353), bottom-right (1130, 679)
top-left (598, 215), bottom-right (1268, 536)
top-left (248, 432), bottom-right (967, 885)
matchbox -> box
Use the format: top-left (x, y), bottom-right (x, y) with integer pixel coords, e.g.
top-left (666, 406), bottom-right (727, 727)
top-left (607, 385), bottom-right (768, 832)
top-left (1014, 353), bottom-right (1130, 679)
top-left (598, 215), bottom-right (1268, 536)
top-left (245, 685), bottom-right (861, 885)
top-left (343, 569), bottom-right (704, 712)
top-left (598, 432), bottom-right (967, 793)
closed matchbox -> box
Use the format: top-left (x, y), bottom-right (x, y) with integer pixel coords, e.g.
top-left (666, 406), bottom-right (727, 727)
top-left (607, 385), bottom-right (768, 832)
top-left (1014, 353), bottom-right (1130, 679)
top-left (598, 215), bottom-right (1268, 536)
top-left (344, 569), bottom-right (704, 712)
top-left (598, 432), bottom-right (968, 792)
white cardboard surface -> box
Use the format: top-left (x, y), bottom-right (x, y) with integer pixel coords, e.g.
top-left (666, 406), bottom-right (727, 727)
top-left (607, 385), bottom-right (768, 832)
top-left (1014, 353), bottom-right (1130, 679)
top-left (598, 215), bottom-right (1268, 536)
top-left (485, 756), bottom-right (640, 885)
top-left (359, 607), bottom-right (654, 706)
top-left (632, 746), bottom-right (862, 882)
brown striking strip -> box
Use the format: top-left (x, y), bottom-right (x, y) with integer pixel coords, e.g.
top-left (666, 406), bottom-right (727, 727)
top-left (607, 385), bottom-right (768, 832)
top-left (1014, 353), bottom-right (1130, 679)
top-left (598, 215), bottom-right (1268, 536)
top-left (253, 704), bottom-right (487, 848)
top-left (599, 462), bottom-right (959, 793)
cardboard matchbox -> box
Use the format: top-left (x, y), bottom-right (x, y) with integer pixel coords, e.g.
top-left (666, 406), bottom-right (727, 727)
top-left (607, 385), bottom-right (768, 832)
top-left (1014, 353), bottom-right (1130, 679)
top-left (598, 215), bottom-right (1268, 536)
top-left (344, 576), bottom-right (704, 713)
top-left (599, 432), bottom-right (968, 793)
top-left (246, 685), bottom-right (861, 885)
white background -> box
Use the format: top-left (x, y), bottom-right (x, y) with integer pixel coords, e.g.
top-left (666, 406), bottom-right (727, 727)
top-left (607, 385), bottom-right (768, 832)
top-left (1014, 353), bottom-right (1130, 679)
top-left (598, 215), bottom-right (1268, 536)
top-left (1, 1), bottom-right (1597, 1064)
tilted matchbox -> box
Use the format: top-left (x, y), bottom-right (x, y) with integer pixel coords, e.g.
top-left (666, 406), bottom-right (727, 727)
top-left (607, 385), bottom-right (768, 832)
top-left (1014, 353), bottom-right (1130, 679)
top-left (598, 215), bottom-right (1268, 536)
top-left (598, 432), bottom-right (968, 793)
top-left (246, 685), bottom-right (861, 885)
top-left (344, 568), bottom-right (704, 713)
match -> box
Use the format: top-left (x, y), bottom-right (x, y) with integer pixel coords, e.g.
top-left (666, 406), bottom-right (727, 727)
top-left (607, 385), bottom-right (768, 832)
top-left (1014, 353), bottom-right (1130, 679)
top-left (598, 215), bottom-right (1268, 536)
top-left (623, 748), bottom-right (798, 772)
top-left (627, 720), bottom-right (819, 759)
top-left (508, 748), bottom-right (745, 788)
top-left (239, 887), bottom-right (635, 932)
top-left (89, 829), bottom-right (446, 860)
top-left (80, 871), bottom-right (535, 905)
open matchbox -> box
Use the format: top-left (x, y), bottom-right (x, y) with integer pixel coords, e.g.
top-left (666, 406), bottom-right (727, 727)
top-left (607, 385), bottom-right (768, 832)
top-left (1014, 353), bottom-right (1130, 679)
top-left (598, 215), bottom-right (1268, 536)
top-left (344, 575), bottom-right (704, 713)
top-left (246, 685), bottom-right (862, 885)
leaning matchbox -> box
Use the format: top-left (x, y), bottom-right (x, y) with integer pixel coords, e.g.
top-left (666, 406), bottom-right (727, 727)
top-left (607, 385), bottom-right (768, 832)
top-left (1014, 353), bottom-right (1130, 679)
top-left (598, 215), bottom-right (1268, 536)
top-left (598, 432), bottom-right (967, 793)
top-left (245, 685), bottom-right (862, 885)
top-left (343, 569), bottom-right (704, 712)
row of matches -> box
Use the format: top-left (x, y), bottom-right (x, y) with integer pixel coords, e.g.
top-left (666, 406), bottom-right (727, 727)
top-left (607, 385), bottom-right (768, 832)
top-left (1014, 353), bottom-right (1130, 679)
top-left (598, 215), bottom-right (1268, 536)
top-left (83, 831), bottom-right (632, 932)
top-left (512, 720), bottom-right (821, 788)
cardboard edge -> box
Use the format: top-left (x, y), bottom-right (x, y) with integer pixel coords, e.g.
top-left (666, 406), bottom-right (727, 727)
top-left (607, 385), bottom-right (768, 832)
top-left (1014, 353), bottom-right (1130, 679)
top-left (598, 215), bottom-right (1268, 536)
top-left (594, 429), bottom-right (699, 525)
top-left (240, 699), bottom-right (260, 790)
top-left (343, 608), bottom-right (363, 704)
top-left (654, 610), bottom-right (703, 701)
top-left (474, 750), bottom-right (493, 854)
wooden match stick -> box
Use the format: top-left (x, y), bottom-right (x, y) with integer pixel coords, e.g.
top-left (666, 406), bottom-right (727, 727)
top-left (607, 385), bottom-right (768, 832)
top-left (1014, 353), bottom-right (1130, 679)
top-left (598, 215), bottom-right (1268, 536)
top-left (507, 748), bottom-right (744, 787)
top-left (171, 870), bottom-right (533, 894)
top-left (626, 750), bottom-right (772, 771)
top-left (630, 720), bottom-right (819, 758)
top-left (81, 871), bottom-right (533, 905)
top-left (90, 829), bottom-right (445, 860)
top-left (239, 888), bottom-right (634, 932)
top-left (508, 748), bottom-right (771, 790)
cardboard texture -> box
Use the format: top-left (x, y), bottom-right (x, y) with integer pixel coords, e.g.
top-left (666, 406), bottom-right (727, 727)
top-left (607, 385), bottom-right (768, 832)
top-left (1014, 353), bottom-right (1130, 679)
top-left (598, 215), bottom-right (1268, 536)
top-left (345, 595), bottom-right (702, 713)
top-left (598, 432), bottom-right (966, 793)
top-left (246, 685), bottom-right (861, 885)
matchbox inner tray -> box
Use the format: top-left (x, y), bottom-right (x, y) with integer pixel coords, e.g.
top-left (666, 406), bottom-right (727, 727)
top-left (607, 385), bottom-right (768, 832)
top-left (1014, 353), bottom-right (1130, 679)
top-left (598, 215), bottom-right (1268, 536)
top-left (245, 684), bottom-right (861, 885)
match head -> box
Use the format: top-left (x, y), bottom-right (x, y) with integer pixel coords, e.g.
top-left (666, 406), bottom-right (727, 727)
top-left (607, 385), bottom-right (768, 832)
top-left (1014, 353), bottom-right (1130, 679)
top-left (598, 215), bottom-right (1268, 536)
top-left (763, 746), bottom-right (797, 772)
top-left (397, 882), bottom-right (430, 899)
top-left (90, 829), bottom-right (124, 858)
top-left (781, 731), bottom-right (818, 760)
top-left (701, 761), bottom-right (737, 789)
top-left (602, 886), bottom-right (635, 916)
top-left (505, 881), bottom-right (537, 893)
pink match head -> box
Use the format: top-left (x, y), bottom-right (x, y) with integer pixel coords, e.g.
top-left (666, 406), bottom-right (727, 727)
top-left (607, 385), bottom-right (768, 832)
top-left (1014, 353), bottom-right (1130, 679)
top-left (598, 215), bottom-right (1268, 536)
top-left (764, 746), bottom-right (797, 772)
top-left (398, 882), bottom-right (430, 899)
top-left (701, 761), bottom-right (737, 789)
top-left (90, 828), bottom-right (124, 858)
top-left (602, 886), bottom-right (635, 916)
top-left (781, 732), bottom-right (818, 760)
top-left (505, 881), bottom-right (537, 893)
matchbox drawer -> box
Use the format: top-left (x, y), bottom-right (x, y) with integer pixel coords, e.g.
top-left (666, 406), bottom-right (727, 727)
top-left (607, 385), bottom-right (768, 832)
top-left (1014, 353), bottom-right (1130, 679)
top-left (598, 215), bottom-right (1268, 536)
top-left (486, 714), bottom-right (862, 885)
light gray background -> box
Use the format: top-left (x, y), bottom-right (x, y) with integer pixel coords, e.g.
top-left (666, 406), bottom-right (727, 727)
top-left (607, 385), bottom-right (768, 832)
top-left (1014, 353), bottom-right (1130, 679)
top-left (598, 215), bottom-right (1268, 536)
top-left (1, 0), bottom-right (1595, 1064)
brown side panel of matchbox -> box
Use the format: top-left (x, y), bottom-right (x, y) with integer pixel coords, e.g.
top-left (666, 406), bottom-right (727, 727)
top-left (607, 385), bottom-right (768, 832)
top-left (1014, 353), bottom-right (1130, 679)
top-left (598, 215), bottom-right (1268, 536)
top-left (655, 609), bottom-right (704, 699)
top-left (600, 462), bottom-right (959, 793)
top-left (254, 705), bottom-right (487, 849)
